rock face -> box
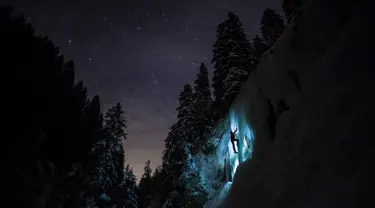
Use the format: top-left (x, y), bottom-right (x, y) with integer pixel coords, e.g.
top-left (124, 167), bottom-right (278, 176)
top-left (219, 0), bottom-right (375, 207)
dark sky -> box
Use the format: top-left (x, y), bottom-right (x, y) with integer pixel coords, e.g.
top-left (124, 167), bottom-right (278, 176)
top-left (6, 0), bottom-right (280, 180)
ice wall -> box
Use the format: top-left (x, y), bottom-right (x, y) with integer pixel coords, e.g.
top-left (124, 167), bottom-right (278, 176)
top-left (211, 107), bottom-right (255, 184)
top-left (200, 103), bottom-right (256, 207)
top-left (218, 0), bottom-right (375, 207)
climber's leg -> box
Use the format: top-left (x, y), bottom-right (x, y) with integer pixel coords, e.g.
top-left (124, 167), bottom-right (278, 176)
top-left (231, 141), bottom-right (238, 153)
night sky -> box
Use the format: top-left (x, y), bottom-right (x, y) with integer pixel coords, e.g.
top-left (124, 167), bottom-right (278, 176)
top-left (6, 0), bottom-right (280, 180)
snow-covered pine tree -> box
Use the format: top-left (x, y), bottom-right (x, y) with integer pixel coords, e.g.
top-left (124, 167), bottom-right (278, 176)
top-left (162, 123), bottom-right (179, 164)
top-left (212, 12), bottom-right (254, 118)
top-left (105, 103), bottom-right (128, 207)
top-left (138, 160), bottom-right (153, 208)
top-left (192, 63), bottom-right (213, 147)
top-left (104, 102), bottom-right (127, 140)
top-left (160, 124), bottom-right (185, 207)
top-left (178, 142), bottom-right (208, 208)
top-left (117, 164), bottom-right (138, 208)
top-left (104, 102), bottom-right (127, 188)
top-left (260, 8), bottom-right (286, 47)
top-left (87, 102), bottom-right (128, 207)
top-left (176, 84), bottom-right (195, 146)
top-left (89, 137), bottom-right (117, 207)
top-left (160, 85), bottom-right (201, 207)
top-left (172, 84), bottom-right (195, 176)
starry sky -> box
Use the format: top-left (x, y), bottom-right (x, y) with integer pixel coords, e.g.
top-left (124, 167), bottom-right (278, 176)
top-left (6, 0), bottom-right (281, 180)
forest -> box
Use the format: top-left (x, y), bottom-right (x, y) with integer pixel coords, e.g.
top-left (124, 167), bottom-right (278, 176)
top-left (3, 1), bottom-right (299, 207)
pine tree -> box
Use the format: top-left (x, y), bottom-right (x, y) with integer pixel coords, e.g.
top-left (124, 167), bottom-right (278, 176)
top-left (104, 102), bottom-right (127, 139)
top-left (212, 12), bottom-right (254, 117)
top-left (112, 164), bottom-right (139, 208)
top-left (87, 102), bottom-right (128, 207)
top-left (162, 123), bottom-right (187, 183)
top-left (104, 102), bottom-right (127, 186)
top-left (192, 63), bottom-right (213, 147)
top-left (252, 35), bottom-right (268, 66)
top-left (138, 160), bottom-right (153, 208)
top-left (90, 137), bottom-right (117, 207)
top-left (260, 8), bottom-right (286, 47)
top-left (124, 165), bottom-right (139, 208)
top-left (84, 95), bottom-right (105, 148)
top-left (2, 6), bottom-right (105, 207)
top-left (160, 84), bottom-right (202, 207)
top-left (176, 84), bottom-right (195, 146)
top-left (179, 150), bottom-right (208, 208)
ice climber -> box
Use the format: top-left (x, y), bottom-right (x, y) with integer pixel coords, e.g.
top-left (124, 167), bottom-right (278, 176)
top-left (230, 128), bottom-right (239, 153)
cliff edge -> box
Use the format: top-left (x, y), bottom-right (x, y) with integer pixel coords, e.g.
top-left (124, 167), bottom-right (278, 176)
top-left (219, 0), bottom-right (375, 207)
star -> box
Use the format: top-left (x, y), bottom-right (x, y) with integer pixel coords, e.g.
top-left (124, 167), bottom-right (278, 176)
top-left (104, 17), bottom-right (107, 21)
top-left (177, 5), bottom-right (180, 8)
top-left (68, 40), bottom-right (72, 43)
top-left (204, 57), bottom-right (207, 60)
top-left (136, 26), bottom-right (142, 30)
top-left (185, 27), bottom-right (189, 31)
top-left (88, 58), bottom-right (92, 61)
top-left (161, 13), bottom-right (165, 16)
top-left (154, 80), bottom-right (157, 84)
top-left (195, 38), bottom-right (199, 41)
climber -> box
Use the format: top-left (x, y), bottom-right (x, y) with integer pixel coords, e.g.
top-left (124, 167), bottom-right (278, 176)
top-left (230, 128), bottom-right (239, 153)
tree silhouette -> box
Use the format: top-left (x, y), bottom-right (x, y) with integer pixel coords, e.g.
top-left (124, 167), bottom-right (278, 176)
top-left (138, 160), bottom-right (153, 208)
top-left (105, 102), bottom-right (127, 140)
top-left (260, 8), bottom-right (286, 47)
top-left (212, 12), bottom-right (254, 119)
top-left (2, 6), bottom-right (104, 207)
top-left (193, 63), bottom-right (213, 146)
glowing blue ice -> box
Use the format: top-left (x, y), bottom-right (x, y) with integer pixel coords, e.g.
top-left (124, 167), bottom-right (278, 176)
top-left (222, 107), bottom-right (255, 181)
top-left (199, 106), bottom-right (256, 207)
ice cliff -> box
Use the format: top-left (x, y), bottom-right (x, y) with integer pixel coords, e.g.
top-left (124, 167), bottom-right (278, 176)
top-left (207, 0), bottom-right (375, 207)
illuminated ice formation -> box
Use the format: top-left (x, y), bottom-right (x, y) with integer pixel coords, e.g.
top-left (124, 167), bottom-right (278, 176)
top-left (202, 107), bottom-right (255, 207)
top-left (224, 106), bottom-right (255, 182)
